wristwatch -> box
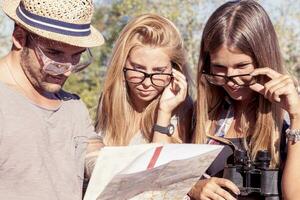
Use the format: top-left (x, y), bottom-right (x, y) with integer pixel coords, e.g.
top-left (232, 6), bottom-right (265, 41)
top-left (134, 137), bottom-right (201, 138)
top-left (153, 124), bottom-right (175, 136)
top-left (286, 128), bottom-right (300, 143)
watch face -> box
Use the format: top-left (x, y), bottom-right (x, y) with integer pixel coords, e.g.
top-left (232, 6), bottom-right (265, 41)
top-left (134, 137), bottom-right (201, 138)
top-left (153, 124), bottom-right (175, 136)
top-left (168, 124), bottom-right (175, 135)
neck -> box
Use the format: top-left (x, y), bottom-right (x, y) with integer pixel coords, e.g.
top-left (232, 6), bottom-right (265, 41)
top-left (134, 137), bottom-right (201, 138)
top-left (3, 53), bottom-right (60, 107)
top-left (130, 94), bottom-right (149, 113)
top-left (233, 97), bottom-right (257, 117)
top-left (232, 97), bottom-right (257, 135)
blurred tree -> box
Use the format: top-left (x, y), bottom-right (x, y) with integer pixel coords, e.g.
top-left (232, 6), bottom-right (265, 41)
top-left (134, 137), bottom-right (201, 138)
top-left (64, 0), bottom-right (224, 119)
top-left (60, 0), bottom-right (300, 119)
top-left (0, 12), bottom-right (12, 56)
top-left (0, 0), bottom-right (299, 118)
top-left (270, 0), bottom-right (300, 80)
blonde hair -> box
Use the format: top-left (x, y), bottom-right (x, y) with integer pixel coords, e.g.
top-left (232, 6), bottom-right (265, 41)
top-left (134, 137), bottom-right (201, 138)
top-left (95, 13), bottom-right (191, 146)
top-left (194, 0), bottom-right (285, 167)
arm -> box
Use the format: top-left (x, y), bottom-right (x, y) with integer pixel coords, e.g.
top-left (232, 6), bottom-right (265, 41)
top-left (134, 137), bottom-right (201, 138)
top-left (282, 116), bottom-right (300, 200)
top-left (153, 109), bottom-right (178, 143)
top-left (79, 100), bottom-right (105, 178)
top-left (249, 68), bottom-right (300, 199)
top-left (0, 110), bottom-right (3, 144)
top-left (85, 135), bottom-right (105, 178)
top-left (152, 68), bottom-right (188, 143)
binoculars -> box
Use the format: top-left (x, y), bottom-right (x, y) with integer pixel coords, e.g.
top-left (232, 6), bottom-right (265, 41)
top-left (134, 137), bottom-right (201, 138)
top-left (223, 149), bottom-right (281, 200)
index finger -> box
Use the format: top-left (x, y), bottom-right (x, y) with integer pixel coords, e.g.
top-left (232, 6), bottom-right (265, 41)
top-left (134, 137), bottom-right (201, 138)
top-left (250, 67), bottom-right (281, 80)
top-left (172, 68), bottom-right (184, 76)
top-left (172, 68), bottom-right (187, 81)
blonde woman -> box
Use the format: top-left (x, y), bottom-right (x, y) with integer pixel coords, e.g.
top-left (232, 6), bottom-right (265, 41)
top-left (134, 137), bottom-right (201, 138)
top-left (189, 1), bottom-right (300, 200)
top-left (95, 14), bottom-right (192, 146)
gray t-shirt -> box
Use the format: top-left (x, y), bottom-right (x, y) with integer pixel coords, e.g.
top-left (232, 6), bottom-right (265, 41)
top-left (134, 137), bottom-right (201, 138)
top-left (0, 82), bottom-right (96, 200)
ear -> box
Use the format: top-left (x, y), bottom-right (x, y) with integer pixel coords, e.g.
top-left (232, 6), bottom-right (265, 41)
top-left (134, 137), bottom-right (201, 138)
top-left (12, 25), bottom-right (28, 50)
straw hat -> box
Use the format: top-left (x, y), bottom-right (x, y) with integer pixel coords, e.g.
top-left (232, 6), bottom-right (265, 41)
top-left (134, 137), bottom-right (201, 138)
top-left (1, 0), bottom-right (104, 48)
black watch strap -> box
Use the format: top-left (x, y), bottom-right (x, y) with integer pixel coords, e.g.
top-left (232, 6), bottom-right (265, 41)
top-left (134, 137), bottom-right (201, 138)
top-left (153, 124), bottom-right (175, 136)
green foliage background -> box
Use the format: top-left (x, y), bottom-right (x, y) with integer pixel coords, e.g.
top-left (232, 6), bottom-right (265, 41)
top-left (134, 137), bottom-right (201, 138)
top-left (61, 0), bottom-right (300, 119)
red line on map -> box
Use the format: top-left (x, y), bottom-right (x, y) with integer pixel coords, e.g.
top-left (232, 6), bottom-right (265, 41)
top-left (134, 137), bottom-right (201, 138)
top-left (147, 146), bottom-right (163, 170)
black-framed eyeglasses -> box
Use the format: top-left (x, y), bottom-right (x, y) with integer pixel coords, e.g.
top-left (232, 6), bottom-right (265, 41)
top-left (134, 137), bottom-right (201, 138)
top-left (123, 68), bottom-right (173, 87)
top-left (202, 71), bottom-right (257, 86)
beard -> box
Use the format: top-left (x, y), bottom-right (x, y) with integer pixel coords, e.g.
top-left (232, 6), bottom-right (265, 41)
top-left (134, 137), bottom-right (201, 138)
top-left (20, 47), bottom-right (65, 94)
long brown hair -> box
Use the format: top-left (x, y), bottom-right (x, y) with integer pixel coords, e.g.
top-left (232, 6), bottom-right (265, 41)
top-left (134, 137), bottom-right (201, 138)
top-left (96, 14), bottom-right (192, 146)
top-left (194, 0), bottom-right (285, 167)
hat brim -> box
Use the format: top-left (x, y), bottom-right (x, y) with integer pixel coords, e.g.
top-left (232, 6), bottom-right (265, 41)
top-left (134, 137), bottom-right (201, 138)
top-left (1, 0), bottom-right (105, 48)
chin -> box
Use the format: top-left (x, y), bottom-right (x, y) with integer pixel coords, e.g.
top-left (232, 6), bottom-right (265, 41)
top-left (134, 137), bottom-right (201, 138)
top-left (227, 92), bottom-right (254, 101)
top-left (228, 95), bottom-right (244, 101)
top-left (135, 92), bottom-right (160, 104)
top-left (224, 87), bottom-right (253, 101)
top-left (42, 83), bottom-right (63, 93)
top-left (137, 95), bottom-right (156, 103)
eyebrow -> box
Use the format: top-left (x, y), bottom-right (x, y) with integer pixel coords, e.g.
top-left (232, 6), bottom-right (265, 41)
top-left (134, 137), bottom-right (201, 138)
top-left (74, 49), bottom-right (86, 55)
top-left (152, 66), bottom-right (168, 71)
top-left (129, 60), bottom-right (146, 69)
top-left (210, 61), bottom-right (252, 67)
top-left (44, 47), bottom-right (86, 55)
top-left (210, 63), bottom-right (225, 67)
top-left (235, 62), bottom-right (252, 66)
top-left (43, 47), bottom-right (66, 55)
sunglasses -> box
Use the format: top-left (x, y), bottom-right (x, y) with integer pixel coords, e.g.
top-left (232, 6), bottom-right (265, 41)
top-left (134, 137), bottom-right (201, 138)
top-left (30, 35), bottom-right (93, 76)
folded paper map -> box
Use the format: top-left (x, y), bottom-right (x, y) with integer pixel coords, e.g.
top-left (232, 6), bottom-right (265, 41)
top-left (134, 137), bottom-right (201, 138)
top-left (84, 144), bottom-right (223, 200)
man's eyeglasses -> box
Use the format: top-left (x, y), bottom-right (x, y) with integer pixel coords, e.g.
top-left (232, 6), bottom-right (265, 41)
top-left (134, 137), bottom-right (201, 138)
top-left (30, 35), bottom-right (93, 76)
top-left (123, 68), bottom-right (173, 87)
top-left (202, 71), bottom-right (257, 86)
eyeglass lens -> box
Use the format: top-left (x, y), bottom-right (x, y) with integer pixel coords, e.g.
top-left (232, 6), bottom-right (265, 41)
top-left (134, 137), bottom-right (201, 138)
top-left (124, 68), bottom-right (172, 87)
top-left (30, 34), bottom-right (93, 75)
top-left (204, 74), bottom-right (256, 86)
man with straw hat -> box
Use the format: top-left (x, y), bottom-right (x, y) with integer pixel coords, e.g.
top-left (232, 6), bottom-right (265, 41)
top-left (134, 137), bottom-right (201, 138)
top-left (0, 0), bottom-right (104, 199)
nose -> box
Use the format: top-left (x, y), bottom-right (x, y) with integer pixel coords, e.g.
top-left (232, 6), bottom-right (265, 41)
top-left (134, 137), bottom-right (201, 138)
top-left (226, 68), bottom-right (237, 77)
top-left (63, 70), bottom-right (72, 77)
top-left (226, 68), bottom-right (238, 85)
top-left (141, 76), bottom-right (152, 87)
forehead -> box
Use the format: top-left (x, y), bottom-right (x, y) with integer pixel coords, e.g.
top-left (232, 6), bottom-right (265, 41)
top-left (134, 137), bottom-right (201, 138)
top-left (210, 45), bottom-right (252, 65)
top-left (128, 46), bottom-right (171, 68)
top-left (33, 35), bottom-right (86, 52)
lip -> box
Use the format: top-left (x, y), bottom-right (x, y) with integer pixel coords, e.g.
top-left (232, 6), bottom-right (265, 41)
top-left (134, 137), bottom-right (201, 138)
top-left (137, 89), bottom-right (155, 96)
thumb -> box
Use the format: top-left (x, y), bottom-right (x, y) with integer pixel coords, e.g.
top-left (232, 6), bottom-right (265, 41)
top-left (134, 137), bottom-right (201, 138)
top-left (160, 83), bottom-right (172, 97)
